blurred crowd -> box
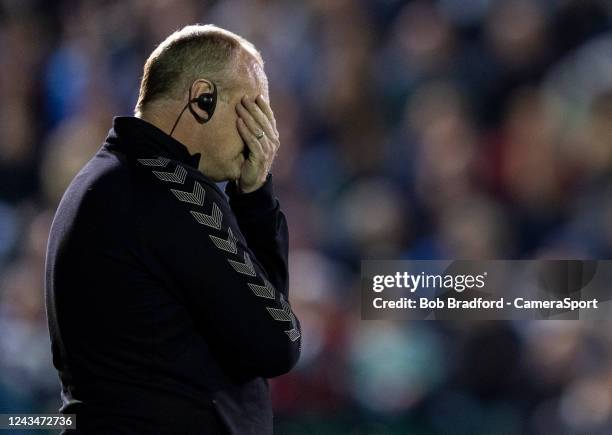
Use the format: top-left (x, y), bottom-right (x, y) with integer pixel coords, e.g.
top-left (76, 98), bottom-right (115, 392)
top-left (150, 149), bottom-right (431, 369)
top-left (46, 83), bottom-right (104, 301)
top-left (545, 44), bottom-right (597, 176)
top-left (0, 0), bottom-right (611, 433)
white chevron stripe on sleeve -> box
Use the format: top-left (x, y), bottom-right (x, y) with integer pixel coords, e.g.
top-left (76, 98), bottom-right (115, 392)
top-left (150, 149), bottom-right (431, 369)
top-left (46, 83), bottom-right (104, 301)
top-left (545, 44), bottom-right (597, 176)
top-left (266, 305), bottom-right (293, 322)
top-left (247, 278), bottom-right (275, 299)
top-left (190, 202), bottom-right (222, 230)
top-left (228, 251), bottom-right (256, 276)
top-left (138, 156), bottom-right (299, 343)
top-left (152, 164), bottom-right (187, 184)
top-left (171, 181), bottom-right (205, 206)
top-left (209, 227), bottom-right (238, 254)
top-left (137, 157), bottom-right (170, 167)
top-left (285, 328), bottom-right (301, 342)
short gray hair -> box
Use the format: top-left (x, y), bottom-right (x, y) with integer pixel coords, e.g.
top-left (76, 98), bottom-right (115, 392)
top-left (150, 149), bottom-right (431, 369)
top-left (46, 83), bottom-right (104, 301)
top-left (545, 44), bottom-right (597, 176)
top-left (135, 24), bottom-right (263, 113)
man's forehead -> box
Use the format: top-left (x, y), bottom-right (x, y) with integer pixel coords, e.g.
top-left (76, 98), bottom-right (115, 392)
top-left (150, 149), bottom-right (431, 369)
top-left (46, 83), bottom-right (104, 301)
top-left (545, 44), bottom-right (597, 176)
top-left (233, 55), bottom-right (268, 98)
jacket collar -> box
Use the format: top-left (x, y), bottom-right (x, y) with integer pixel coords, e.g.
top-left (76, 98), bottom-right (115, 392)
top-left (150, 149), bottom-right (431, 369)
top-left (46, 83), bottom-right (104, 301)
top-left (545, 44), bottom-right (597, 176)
top-left (104, 116), bottom-right (202, 169)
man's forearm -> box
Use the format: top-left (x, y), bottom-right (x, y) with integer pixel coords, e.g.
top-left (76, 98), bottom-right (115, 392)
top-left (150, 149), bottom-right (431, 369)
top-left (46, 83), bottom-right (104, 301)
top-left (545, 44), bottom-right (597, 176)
top-left (226, 174), bottom-right (290, 297)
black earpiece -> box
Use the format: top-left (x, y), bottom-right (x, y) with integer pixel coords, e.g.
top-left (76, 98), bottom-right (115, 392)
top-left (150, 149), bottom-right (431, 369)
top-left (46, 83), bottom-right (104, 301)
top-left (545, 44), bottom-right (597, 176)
top-left (169, 81), bottom-right (218, 137)
top-left (189, 81), bottom-right (217, 123)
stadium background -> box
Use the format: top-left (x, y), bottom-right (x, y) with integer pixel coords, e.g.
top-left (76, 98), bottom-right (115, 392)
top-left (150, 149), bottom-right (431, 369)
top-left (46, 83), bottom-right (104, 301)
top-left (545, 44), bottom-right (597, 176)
top-left (0, 0), bottom-right (611, 433)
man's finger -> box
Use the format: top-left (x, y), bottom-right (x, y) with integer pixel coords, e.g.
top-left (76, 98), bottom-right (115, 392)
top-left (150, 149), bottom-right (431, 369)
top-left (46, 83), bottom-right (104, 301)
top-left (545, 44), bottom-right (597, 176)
top-left (236, 105), bottom-right (276, 160)
top-left (255, 95), bottom-right (278, 135)
top-left (236, 107), bottom-right (274, 158)
top-left (241, 96), bottom-right (276, 139)
top-left (237, 118), bottom-right (265, 159)
top-left (236, 101), bottom-right (275, 141)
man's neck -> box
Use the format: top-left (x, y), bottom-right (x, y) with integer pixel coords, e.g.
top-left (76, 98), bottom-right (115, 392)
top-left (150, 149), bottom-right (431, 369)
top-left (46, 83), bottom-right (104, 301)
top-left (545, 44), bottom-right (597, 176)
top-left (136, 110), bottom-right (170, 135)
top-left (137, 109), bottom-right (197, 151)
top-left (135, 109), bottom-right (207, 175)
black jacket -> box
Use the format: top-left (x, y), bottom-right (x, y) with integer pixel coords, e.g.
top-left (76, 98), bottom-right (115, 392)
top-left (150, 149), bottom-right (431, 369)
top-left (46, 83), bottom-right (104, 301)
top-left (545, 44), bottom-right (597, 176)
top-left (44, 116), bottom-right (302, 434)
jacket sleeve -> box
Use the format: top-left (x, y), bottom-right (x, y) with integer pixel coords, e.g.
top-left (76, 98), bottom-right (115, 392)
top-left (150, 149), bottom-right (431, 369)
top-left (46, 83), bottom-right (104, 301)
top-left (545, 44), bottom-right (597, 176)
top-left (224, 174), bottom-right (289, 299)
top-left (139, 161), bottom-right (301, 379)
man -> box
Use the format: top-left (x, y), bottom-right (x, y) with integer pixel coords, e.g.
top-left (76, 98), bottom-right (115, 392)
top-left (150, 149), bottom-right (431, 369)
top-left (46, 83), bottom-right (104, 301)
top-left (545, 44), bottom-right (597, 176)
top-left (44, 24), bottom-right (301, 434)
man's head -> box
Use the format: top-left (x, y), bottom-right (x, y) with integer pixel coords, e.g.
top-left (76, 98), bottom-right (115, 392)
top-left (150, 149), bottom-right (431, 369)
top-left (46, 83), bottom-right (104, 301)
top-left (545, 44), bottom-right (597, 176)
top-left (135, 24), bottom-right (268, 182)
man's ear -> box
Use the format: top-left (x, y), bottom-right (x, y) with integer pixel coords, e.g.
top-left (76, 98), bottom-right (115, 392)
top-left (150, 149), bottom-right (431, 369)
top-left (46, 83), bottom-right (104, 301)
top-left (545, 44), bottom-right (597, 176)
top-left (190, 78), bottom-right (214, 96)
top-left (189, 79), bottom-right (215, 121)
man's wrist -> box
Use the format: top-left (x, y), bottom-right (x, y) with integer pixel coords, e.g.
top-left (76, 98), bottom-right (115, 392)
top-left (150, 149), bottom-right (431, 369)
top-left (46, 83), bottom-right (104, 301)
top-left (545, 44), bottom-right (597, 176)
top-left (225, 173), bottom-right (276, 214)
top-left (237, 175), bottom-right (267, 194)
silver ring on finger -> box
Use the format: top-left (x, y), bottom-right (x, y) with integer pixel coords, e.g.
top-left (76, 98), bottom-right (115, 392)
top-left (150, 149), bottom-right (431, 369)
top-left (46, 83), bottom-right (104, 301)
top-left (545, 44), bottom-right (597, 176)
top-left (254, 130), bottom-right (265, 140)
